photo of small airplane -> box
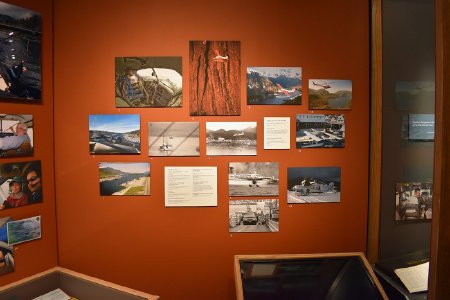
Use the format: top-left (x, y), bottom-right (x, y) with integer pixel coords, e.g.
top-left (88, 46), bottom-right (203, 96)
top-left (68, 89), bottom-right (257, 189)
top-left (212, 49), bottom-right (228, 62)
top-left (312, 81), bottom-right (335, 89)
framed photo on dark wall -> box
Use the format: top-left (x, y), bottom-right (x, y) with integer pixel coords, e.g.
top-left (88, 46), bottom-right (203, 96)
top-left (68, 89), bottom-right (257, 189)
top-left (0, 114), bottom-right (33, 157)
top-left (0, 1), bottom-right (41, 101)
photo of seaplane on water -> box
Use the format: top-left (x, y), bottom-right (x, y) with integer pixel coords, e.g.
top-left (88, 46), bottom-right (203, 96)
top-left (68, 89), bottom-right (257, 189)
top-left (308, 80), bottom-right (352, 110)
top-left (296, 114), bottom-right (345, 148)
top-left (148, 122), bottom-right (200, 157)
top-left (89, 114), bottom-right (140, 154)
top-left (228, 162), bottom-right (279, 196)
top-left (99, 162), bottom-right (150, 196)
top-left (247, 67), bottom-right (302, 105)
top-left (229, 199), bottom-right (279, 233)
top-left (0, 2), bottom-right (41, 101)
top-left (206, 122), bottom-right (257, 156)
top-left (287, 167), bottom-right (341, 204)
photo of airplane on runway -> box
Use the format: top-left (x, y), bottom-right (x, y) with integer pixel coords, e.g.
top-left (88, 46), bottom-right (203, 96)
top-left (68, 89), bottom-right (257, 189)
top-left (287, 167), bottom-right (340, 204)
top-left (228, 162), bottom-right (279, 196)
top-left (296, 114), bottom-right (345, 148)
top-left (247, 67), bottom-right (302, 105)
top-left (0, 2), bottom-right (41, 101)
top-left (89, 114), bottom-right (140, 154)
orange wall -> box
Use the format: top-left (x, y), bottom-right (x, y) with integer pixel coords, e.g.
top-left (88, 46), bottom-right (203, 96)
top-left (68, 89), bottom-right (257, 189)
top-left (0, 0), bottom-right (58, 287)
top-left (54, 0), bottom-right (370, 299)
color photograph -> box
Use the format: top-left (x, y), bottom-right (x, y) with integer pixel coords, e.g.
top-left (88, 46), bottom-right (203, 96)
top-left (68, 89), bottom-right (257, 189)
top-left (229, 199), bottom-right (279, 233)
top-left (308, 80), bottom-right (352, 110)
top-left (7, 215), bottom-right (41, 245)
top-left (395, 182), bottom-right (432, 221)
top-left (247, 67), bottom-right (302, 105)
top-left (115, 56), bottom-right (182, 108)
top-left (287, 167), bottom-right (341, 204)
top-left (189, 40), bottom-right (240, 116)
top-left (0, 114), bottom-right (33, 157)
top-left (228, 162), bottom-right (279, 196)
top-left (0, 241), bottom-right (14, 276)
top-left (0, 160), bottom-right (42, 210)
top-left (206, 122), bottom-right (257, 156)
top-left (0, 1), bottom-right (41, 101)
top-left (148, 122), bottom-right (200, 157)
top-left (99, 162), bottom-right (150, 196)
top-left (89, 114), bottom-right (140, 154)
top-left (296, 114), bottom-right (345, 148)
top-left (395, 81), bottom-right (435, 111)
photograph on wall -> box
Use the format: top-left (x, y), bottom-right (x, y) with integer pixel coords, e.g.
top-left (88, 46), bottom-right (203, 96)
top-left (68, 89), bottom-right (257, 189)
top-left (408, 114), bottom-right (435, 142)
top-left (296, 114), bottom-right (345, 148)
top-left (189, 40), bottom-right (240, 116)
top-left (228, 162), bottom-right (279, 196)
top-left (264, 117), bottom-right (290, 150)
top-left (115, 56), bottom-right (182, 108)
top-left (395, 81), bottom-right (435, 111)
top-left (229, 199), bottom-right (279, 233)
top-left (7, 215), bottom-right (41, 245)
top-left (308, 80), bottom-right (352, 110)
top-left (206, 122), bottom-right (257, 156)
top-left (0, 160), bottom-right (42, 210)
top-left (0, 216), bottom-right (14, 275)
top-left (99, 162), bottom-right (150, 196)
top-left (287, 167), bottom-right (340, 204)
top-left (89, 114), bottom-right (140, 154)
top-left (0, 114), bottom-right (33, 157)
top-left (247, 67), bottom-right (302, 105)
top-left (148, 122), bottom-right (200, 157)
top-left (0, 1), bottom-right (41, 101)
top-left (395, 182), bottom-right (432, 221)
top-left (165, 166), bottom-right (217, 207)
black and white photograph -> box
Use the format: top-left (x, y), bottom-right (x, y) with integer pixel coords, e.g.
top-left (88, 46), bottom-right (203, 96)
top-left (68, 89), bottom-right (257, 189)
top-left (7, 215), bottom-right (41, 245)
top-left (0, 1), bottom-right (41, 101)
top-left (0, 160), bottom-right (42, 210)
top-left (0, 114), bottom-right (33, 157)
top-left (228, 162), bottom-right (279, 196)
top-left (99, 162), bottom-right (150, 196)
top-left (206, 122), bottom-right (257, 156)
top-left (115, 56), bottom-right (182, 108)
top-left (247, 67), bottom-right (302, 105)
top-left (296, 114), bottom-right (345, 148)
top-left (148, 122), bottom-right (200, 157)
top-left (395, 182), bottom-right (432, 221)
top-left (89, 114), bottom-right (140, 154)
top-left (287, 167), bottom-right (341, 204)
top-left (229, 199), bottom-right (279, 233)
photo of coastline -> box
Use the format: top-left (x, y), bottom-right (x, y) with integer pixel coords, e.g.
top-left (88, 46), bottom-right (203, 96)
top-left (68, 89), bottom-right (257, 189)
top-left (287, 167), bottom-right (341, 204)
top-left (0, 1), bottom-right (41, 101)
top-left (206, 122), bottom-right (257, 156)
top-left (296, 114), bottom-right (345, 148)
top-left (229, 199), bottom-right (279, 233)
top-left (7, 215), bottom-right (41, 245)
top-left (247, 67), bottom-right (302, 105)
top-left (115, 56), bottom-right (182, 108)
top-left (0, 114), bottom-right (33, 157)
top-left (229, 162), bottom-right (279, 196)
top-left (308, 80), bottom-right (352, 110)
top-left (99, 162), bottom-right (150, 196)
top-left (148, 122), bottom-right (200, 157)
top-left (190, 40), bottom-right (241, 116)
top-left (89, 114), bottom-right (141, 154)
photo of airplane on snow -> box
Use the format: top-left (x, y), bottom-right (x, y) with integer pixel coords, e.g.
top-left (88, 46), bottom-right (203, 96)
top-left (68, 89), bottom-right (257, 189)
top-left (296, 114), bottom-right (345, 148)
top-left (228, 162), bottom-right (279, 196)
top-left (247, 67), bottom-right (302, 105)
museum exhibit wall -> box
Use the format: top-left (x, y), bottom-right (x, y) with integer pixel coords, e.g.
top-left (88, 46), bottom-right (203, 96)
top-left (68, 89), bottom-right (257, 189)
top-left (0, 0), bottom-right (58, 287)
top-left (53, 0), bottom-right (370, 299)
